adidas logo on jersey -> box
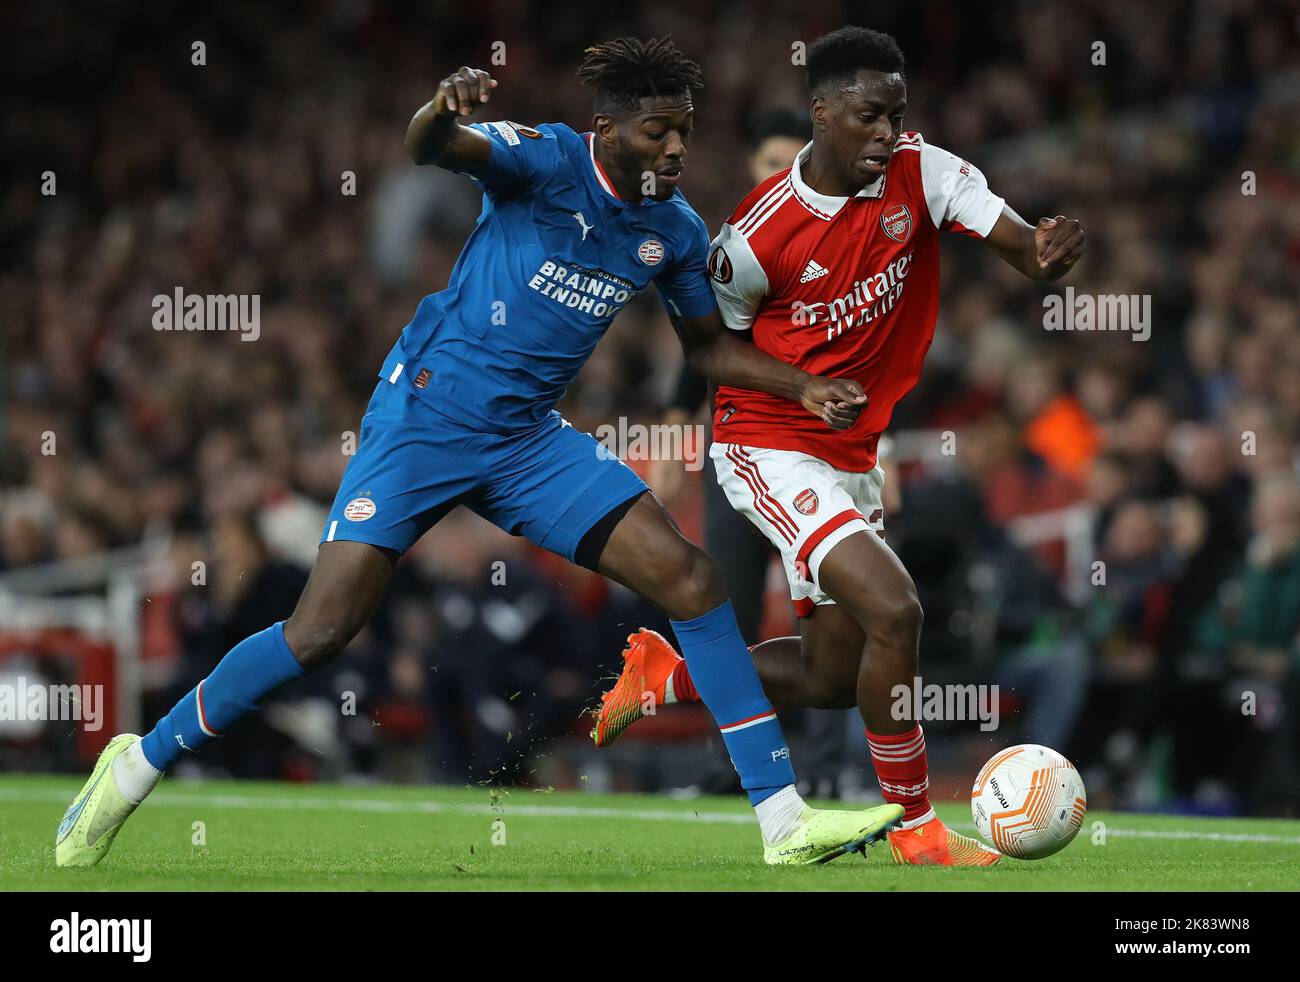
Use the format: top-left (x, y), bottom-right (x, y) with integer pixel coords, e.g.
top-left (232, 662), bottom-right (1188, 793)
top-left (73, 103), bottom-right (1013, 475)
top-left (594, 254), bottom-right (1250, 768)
top-left (800, 260), bottom-right (830, 283)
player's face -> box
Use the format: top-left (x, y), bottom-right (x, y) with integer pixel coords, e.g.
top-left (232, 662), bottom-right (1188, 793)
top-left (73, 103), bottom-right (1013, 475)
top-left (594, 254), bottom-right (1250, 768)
top-left (749, 135), bottom-right (806, 184)
top-left (814, 69), bottom-right (907, 188)
top-left (605, 94), bottom-right (694, 201)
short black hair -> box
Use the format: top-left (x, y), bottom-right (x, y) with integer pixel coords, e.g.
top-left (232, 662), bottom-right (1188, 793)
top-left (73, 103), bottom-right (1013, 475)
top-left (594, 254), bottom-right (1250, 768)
top-left (577, 36), bottom-right (704, 117)
top-left (805, 26), bottom-right (905, 94)
top-left (747, 107), bottom-right (812, 149)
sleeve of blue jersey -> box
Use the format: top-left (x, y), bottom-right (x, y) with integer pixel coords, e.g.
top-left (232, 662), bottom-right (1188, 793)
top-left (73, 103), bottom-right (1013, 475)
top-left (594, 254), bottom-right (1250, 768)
top-left (655, 206), bottom-right (719, 320)
top-left (459, 121), bottom-right (561, 197)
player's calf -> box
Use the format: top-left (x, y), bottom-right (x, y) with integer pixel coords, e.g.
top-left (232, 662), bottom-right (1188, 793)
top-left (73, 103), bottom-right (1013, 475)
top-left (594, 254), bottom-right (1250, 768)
top-left (748, 628), bottom-right (859, 709)
top-left (853, 589), bottom-right (923, 720)
top-left (817, 534), bottom-right (923, 730)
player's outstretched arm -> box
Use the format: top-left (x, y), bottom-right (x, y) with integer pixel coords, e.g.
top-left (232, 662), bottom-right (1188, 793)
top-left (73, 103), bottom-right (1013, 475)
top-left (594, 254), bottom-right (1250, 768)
top-left (671, 310), bottom-right (868, 430)
top-left (405, 66), bottom-right (499, 168)
top-left (984, 206), bottom-right (1085, 281)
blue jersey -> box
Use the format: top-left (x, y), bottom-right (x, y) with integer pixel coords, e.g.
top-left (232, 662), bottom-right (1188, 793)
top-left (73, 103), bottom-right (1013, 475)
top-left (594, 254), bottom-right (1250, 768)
top-left (378, 120), bottom-right (717, 433)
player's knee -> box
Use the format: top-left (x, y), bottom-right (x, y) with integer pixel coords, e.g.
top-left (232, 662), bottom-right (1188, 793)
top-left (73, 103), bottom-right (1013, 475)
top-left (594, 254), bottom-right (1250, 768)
top-left (663, 546), bottom-right (727, 620)
top-left (283, 611), bottom-right (359, 671)
top-left (863, 588), bottom-right (923, 653)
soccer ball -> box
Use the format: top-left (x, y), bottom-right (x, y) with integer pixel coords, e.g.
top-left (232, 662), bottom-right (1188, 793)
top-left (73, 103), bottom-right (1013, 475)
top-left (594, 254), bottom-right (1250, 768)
top-left (970, 744), bottom-right (1086, 859)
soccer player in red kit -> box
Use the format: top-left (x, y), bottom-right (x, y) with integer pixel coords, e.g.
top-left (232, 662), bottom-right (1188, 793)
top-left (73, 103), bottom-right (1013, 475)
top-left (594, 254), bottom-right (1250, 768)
top-left (594, 26), bottom-right (1086, 866)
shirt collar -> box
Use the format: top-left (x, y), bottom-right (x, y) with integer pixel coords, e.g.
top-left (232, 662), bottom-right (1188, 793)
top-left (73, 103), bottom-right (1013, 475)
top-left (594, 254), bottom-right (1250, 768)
top-left (789, 141), bottom-right (886, 220)
top-left (586, 133), bottom-right (623, 202)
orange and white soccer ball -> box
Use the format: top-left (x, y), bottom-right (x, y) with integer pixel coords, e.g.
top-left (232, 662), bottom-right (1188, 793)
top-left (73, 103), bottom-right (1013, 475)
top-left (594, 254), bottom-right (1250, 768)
top-left (970, 744), bottom-right (1086, 859)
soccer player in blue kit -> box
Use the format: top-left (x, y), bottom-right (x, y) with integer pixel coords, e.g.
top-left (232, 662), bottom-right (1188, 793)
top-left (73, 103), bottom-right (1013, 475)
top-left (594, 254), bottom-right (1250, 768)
top-left (56, 37), bottom-right (903, 868)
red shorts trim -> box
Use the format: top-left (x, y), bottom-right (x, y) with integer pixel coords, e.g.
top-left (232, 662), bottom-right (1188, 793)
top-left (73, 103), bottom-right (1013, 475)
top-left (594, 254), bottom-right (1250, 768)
top-left (795, 508), bottom-right (864, 572)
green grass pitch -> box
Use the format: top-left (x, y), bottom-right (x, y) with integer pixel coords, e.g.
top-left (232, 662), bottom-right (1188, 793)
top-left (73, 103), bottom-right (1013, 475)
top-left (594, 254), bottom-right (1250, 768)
top-left (3, 774), bottom-right (1298, 891)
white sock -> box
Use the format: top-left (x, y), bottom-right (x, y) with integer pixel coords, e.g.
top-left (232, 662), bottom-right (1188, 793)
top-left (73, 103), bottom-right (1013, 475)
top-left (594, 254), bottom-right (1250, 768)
top-left (112, 738), bottom-right (163, 804)
top-left (898, 806), bottom-right (936, 830)
top-left (662, 670), bottom-right (677, 706)
top-left (755, 784), bottom-right (807, 845)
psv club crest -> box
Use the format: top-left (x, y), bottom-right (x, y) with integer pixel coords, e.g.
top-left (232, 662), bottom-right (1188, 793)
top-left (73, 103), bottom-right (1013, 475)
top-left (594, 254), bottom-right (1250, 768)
top-left (880, 202), bottom-right (913, 243)
top-left (344, 497), bottom-right (376, 522)
top-left (638, 239), bottom-right (665, 266)
top-left (794, 489), bottom-right (819, 516)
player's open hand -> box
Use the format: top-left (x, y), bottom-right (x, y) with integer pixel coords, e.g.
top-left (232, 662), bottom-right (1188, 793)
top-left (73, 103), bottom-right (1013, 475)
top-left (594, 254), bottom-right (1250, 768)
top-left (1034, 216), bottom-right (1085, 271)
top-left (434, 67), bottom-right (498, 117)
top-left (800, 377), bottom-right (868, 430)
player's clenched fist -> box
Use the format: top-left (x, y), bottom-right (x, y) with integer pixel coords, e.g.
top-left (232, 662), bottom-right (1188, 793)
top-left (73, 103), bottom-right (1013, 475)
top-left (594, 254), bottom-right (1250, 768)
top-left (1034, 216), bottom-right (1085, 271)
top-left (800, 377), bottom-right (868, 430)
top-left (434, 67), bottom-right (498, 116)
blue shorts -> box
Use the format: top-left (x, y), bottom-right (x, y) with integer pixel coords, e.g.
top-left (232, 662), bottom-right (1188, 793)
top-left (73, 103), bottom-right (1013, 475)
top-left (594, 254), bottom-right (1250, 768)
top-left (320, 380), bottom-right (647, 563)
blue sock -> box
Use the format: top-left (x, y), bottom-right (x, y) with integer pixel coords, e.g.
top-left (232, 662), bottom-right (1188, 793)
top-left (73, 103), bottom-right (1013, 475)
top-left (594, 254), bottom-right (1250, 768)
top-left (140, 621), bottom-right (305, 771)
top-left (670, 601), bottom-right (795, 805)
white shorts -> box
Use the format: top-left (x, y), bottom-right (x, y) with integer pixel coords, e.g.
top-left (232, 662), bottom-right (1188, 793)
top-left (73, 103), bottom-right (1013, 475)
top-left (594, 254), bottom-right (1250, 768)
top-left (710, 442), bottom-right (887, 617)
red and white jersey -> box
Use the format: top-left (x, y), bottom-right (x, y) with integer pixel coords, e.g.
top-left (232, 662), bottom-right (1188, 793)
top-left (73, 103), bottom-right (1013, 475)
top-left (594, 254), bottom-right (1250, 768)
top-left (709, 132), bottom-right (1005, 471)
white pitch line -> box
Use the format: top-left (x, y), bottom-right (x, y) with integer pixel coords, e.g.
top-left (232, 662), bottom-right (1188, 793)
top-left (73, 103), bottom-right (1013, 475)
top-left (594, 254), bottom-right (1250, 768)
top-left (0, 786), bottom-right (753, 825)
top-left (5, 786), bottom-right (1300, 844)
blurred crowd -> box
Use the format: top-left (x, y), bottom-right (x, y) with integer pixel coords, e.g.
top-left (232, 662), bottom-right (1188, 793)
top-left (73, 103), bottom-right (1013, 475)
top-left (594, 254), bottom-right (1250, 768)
top-left (2, 0), bottom-right (1298, 814)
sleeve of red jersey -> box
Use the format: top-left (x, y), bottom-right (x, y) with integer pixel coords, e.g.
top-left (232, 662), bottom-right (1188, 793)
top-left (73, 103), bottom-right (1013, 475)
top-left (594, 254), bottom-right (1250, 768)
top-left (706, 222), bottom-right (770, 332)
top-left (914, 134), bottom-right (1006, 239)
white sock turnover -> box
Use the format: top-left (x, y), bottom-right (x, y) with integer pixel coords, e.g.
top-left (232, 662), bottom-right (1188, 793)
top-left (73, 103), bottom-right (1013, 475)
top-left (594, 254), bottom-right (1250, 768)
top-left (112, 738), bottom-right (163, 805)
top-left (755, 784), bottom-right (806, 845)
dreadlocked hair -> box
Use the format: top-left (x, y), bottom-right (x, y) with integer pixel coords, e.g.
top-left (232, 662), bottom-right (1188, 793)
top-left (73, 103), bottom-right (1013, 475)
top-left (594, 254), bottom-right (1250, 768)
top-left (577, 36), bottom-right (704, 117)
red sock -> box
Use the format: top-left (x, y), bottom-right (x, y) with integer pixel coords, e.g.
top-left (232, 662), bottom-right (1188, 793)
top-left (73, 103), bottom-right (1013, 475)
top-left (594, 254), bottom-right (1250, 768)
top-left (866, 725), bottom-right (934, 826)
top-left (668, 660), bottom-right (699, 703)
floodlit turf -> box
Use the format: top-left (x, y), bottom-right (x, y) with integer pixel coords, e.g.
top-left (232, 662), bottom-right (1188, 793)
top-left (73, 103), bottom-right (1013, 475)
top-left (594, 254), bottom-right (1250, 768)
top-left (2, 774), bottom-right (1298, 891)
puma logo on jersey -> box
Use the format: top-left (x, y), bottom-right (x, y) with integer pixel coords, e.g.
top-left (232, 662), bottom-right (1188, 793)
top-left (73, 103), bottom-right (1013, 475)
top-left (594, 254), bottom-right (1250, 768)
top-left (573, 212), bottom-right (593, 241)
top-left (800, 259), bottom-right (830, 283)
